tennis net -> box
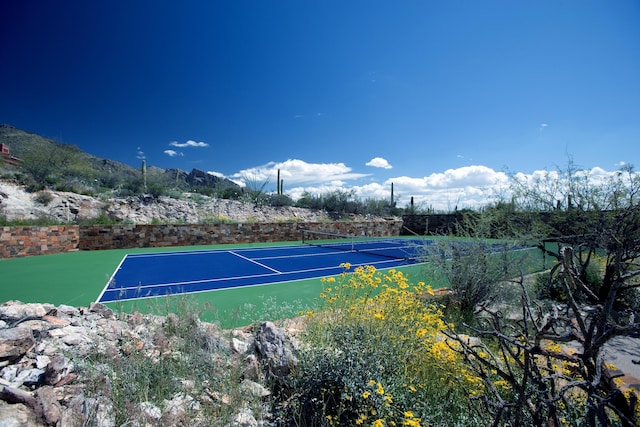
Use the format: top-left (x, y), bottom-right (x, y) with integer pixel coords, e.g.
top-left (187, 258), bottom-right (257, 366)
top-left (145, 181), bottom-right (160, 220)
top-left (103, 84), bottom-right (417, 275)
top-left (300, 229), bottom-right (423, 261)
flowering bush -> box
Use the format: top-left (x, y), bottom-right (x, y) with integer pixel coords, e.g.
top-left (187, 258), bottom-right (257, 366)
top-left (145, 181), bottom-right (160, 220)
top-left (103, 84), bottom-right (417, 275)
top-left (278, 264), bottom-right (485, 426)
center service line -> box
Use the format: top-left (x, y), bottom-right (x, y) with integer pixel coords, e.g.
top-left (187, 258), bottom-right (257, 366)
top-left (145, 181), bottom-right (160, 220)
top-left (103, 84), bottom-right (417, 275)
top-left (229, 251), bottom-right (282, 274)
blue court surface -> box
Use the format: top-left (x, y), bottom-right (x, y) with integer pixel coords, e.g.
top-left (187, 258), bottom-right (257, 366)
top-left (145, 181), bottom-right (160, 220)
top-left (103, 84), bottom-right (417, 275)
top-left (97, 238), bottom-right (427, 303)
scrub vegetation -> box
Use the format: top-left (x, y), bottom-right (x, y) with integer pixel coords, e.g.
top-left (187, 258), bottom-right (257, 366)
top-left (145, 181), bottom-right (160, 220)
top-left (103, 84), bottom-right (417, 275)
top-left (77, 162), bottom-right (640, 426)
top-left (3, 124), bottom-right (639, 425)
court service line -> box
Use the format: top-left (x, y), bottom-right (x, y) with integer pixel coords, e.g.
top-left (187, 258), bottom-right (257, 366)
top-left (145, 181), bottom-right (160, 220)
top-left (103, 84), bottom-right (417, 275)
top-left (229, 251), bottom-right (282, 273)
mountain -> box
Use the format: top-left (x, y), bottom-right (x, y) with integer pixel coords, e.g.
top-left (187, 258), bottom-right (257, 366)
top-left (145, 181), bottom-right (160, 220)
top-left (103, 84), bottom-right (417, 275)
top-left (0, 124), bottom-right (239, 194)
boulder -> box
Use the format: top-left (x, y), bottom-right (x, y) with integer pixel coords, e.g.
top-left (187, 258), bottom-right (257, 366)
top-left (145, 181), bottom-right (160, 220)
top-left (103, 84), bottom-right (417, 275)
top-left (254, 321), bottom-right (298, 380)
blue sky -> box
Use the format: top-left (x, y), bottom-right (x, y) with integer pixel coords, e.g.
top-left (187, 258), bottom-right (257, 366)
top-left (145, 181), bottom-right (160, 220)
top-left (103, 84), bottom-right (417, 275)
top-left (2, 1), bottom-right (639, 210)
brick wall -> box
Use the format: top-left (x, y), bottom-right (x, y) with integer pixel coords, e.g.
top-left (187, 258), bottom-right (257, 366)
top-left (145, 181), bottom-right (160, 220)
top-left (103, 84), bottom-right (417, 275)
top-left (0, 226), bottom-right (80, 258)
top-left (0, 220), bottom-right (403, 257)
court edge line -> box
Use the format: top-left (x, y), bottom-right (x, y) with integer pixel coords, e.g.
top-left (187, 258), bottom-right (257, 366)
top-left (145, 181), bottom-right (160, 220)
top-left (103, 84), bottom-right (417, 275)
top-left (229, 251), bottom-right (281, 273)
top-left (95, 254), bottom-right (129, 304)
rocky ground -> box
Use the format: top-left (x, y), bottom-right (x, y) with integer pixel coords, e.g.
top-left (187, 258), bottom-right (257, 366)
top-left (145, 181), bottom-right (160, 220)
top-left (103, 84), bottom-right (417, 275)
top-left (0, 300), bottom-right (302, 426)
top-left (0, 181), bottom-right (344, 224)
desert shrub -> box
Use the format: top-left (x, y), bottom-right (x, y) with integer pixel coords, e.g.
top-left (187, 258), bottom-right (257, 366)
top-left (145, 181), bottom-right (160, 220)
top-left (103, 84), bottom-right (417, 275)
top-left (276, 264), bottom-right (485, 426)
top-left (295, 191), bottom-right (323, 210)
top-left (219, 187), bottom-right (242, 200)
top-left (81, 297), bottom-right (266, 426)
top-left (267, 193), bottom-right (294, 207)
top-left (33, 191), bottom-right (53, 205)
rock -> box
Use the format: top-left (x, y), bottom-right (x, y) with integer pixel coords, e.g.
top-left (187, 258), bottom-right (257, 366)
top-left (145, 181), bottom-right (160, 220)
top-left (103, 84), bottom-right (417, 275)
top-left (88, 303), bottom-right (115, 320)
top-left (0, 180), bottom-right (341, 224)
top-left (0, 302), bottom-right (49, 324)
top-left (48, 326), bottom-right (90, 346)
top-left (139, 401), bottom-right (162, 421)
top-left (43, 354), bottom-right (73, 386)
top-left (242, 354), bottom-right (262, 381)
top-left (0, 301), bottom-right (284, 426)
top-left (163, 393), bottom-right (200, 421)
top-left (239, 379), bottom-right (271, 398)
top-left (0, 400), bottom-right (43, 427)
top-left (16, 368), bottom-right (44, 387)
top-left (254, 322), bottom-right (297, 380)
top-left (0, 328), bottom-right (35, 363)
top-left (35, 386), bottom-right (62, 425)
top-left (232, 406), bottom-right (258, 427)
top-left (232, 337), bottom-right (251, 354)
top-left (92, 396), bottom-right (116, 427)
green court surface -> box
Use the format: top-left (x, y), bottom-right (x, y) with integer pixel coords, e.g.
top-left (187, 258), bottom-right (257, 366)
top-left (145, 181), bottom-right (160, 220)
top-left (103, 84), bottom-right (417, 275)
top-left (0, 239), bottom-right (545, 329)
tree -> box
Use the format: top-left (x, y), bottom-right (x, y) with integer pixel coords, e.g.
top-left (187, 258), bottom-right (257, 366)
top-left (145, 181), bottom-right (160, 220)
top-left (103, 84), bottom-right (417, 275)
top-left (445, 162), bottom-right (640, 426)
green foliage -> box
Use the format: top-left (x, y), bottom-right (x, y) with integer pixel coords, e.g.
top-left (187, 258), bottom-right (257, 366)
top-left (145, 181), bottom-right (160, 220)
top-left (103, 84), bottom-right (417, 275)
top-left (295, 191), bottom-right (323, 210)
top-left (21, 143), bottom-right (89, 185)
top-left (294, 190), bottom-right (402, 218)
top-left (0, 214), bottom-right (65, 226)
top-left (266, 193), bottom-right (294, 207)
top-left (33, 191), bottom-right (53, 205)
top-left (276, 265), bottom-right (484, 426)
top-left (218, 187), bottom-right (243, 200)
top-left (448, 161), bottom-right (640, 426)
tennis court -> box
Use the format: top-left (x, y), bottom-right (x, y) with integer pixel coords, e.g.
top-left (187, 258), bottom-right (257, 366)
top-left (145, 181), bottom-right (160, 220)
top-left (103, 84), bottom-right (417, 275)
top-left (1, 232), bottom-right (542, 328)
top-left (98, 233), bottom-right (427, 303)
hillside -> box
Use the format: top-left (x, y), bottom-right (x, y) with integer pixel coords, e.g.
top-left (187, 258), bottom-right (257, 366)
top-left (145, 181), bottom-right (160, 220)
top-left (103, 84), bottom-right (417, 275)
top-left (0, 180), bottom-right (332, 224)
top-left (0, 124), bottom-right (240, 197)
top-left (0, 124), bottom-right (333, 223)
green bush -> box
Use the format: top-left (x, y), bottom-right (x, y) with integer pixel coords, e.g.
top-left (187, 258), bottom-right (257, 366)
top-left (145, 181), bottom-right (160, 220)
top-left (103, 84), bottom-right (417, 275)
top-left (267, 193), bottom-right (294, 207)
top-left (275, 265), bottom-right (484, 426)
top-left (34, 191), bottom-right (53, 205)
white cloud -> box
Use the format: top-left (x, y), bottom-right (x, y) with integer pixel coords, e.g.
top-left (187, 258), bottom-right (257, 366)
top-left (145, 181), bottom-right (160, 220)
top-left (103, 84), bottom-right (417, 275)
top-left (169, 140), bottom-right (209, 148)
top-left (378, 165), bottom-right (509, 210)
top-left (366, 157), bottom-right (392, 169)
top-left (228, 159), bottom-right (370, 187)
top-left (136, 147), bottom-right (146, 160)
top-left (163, 150), bottom-right (183, 157)
top-left (206, 160), bottom-right (631, 212)
top-left (423, 165), bottom-right (507, 189)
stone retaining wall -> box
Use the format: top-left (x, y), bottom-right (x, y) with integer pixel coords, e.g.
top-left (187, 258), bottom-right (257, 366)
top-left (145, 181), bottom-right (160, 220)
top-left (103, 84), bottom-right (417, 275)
top-left (0, 226), bottom-right (80, 258)
top-left (0, 220), bottom-right (403, 257)
top-left (78, 221), bottom-right (403, 250)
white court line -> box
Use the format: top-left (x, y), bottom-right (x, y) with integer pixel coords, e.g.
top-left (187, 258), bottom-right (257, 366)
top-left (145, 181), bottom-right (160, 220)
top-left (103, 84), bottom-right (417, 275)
top-left (229, 251), bottom-right (282, 273)
top-left (95, 254), bottom-right (130, 303)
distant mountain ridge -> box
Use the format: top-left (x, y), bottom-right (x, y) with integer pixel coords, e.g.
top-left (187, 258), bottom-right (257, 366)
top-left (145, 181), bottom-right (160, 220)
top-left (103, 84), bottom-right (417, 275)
top-left (0, 124), bottom-right (239, 193)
